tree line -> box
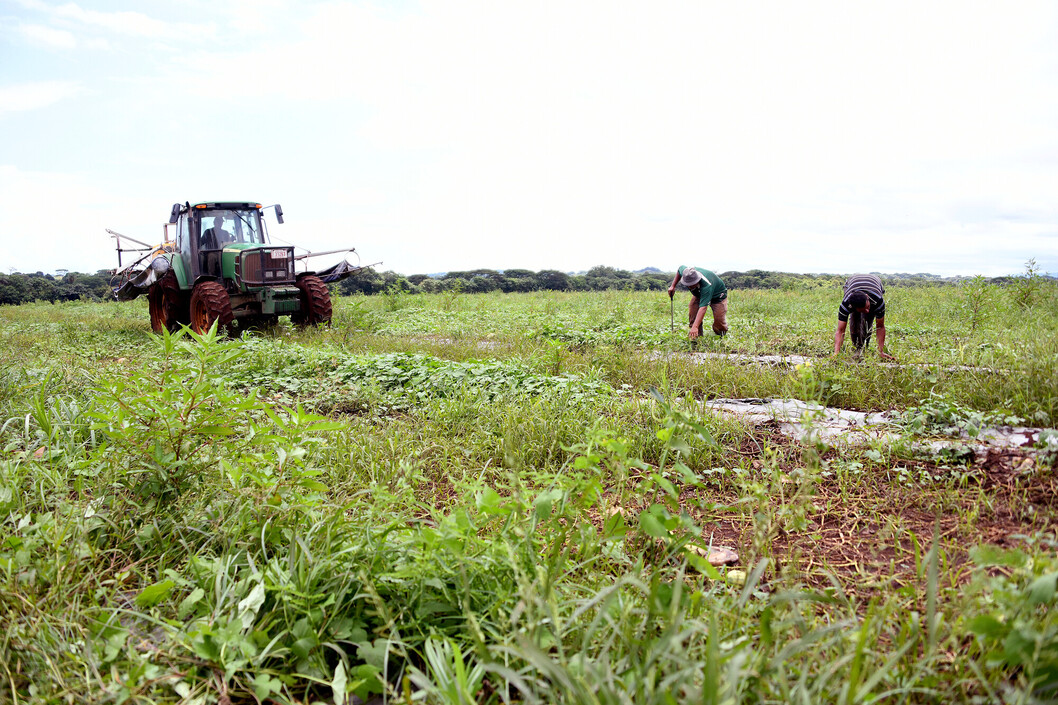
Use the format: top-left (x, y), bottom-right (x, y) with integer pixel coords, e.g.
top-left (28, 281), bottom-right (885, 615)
top-left (336, 266), bottom-right (973, 296)
top-left (0, 271), bottom-right (115, 306)
top-left (339, 266), bottom-right (672, 295)
top-left (0, 266), bottom-right (1036, 306)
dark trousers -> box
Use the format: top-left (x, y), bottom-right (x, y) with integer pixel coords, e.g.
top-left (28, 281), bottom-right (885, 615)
top-left (688, 296), bottom-right (729, 336)
top-left (849, 311), bottom-right (875, 350)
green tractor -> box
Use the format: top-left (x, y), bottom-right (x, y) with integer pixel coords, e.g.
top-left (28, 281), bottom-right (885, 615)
top-left (112, 201), bottom-right (364, 334)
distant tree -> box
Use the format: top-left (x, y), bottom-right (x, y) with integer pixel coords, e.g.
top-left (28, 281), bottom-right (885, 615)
top-left (720, 270), bottom-right (782, 290)
top-left (26, 276), bottom-right (58, 302)
top-left (458, 269), bottom-right (503, 293)
top-left (636, 272), bottom-right (670, 291)
top-left (58, 283), bottom-right (95, 301)
top-left (420, 278), bottom-right (444, 293)
top-left (586, 265), bottom-right (618, 278)
top-left (464, 276), bottom-right (489, 294)
top-left (568, 274), bottom-right (588, 291)
top-left (380, 271), bottom-right (412, 293)
top-left (340, 267), bottom-right (385, 295)
top-left (535, 270), bottom-right (571, 291)
top-left (583, 265), bottom-right (634, 291)
top-left (443, 277), bottom-right (469, 292)
top-left (0, 276), bottom-right (25, 305)
top-left (501, 269), bottom-right (535, 292)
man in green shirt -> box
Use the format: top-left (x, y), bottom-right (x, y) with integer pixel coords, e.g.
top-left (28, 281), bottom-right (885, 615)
top-left (667, 266), bottom-right (728, 339)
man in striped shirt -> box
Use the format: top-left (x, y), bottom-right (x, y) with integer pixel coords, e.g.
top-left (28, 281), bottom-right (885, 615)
top-left (834, 274), bottom-right (895, 360)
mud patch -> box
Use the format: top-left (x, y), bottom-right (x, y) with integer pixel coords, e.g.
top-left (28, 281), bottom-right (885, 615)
top-left (704, 397), bottom-right (1048, 460)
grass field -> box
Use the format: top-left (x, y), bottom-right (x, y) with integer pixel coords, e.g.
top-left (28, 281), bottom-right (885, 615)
top-left (1, 279), bottom-right (1057, 704)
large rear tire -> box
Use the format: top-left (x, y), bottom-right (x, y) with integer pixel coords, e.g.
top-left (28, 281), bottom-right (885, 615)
top-left (291, 275), bottom-right (332, 327)
top-left (147, 271), bottom-right (184, 334)
top-left (190, 281), bottom-right (234, 335)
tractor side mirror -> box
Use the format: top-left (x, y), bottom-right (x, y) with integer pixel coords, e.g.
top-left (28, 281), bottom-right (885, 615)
top-left (169, 203), bottom-right (181, 224)
top-left (275, 204), bottom-right (284, 224)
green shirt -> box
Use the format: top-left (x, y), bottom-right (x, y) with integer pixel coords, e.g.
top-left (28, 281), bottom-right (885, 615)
top-left (678, 266), bottom-right (727, 307)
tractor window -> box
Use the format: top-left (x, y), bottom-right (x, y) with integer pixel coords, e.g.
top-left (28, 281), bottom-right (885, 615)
top-left (199, 213), bottom-right (235, 249)
top-left (231, 210), bottom-right (265, 245)
top-left (198, 209), bottom-right (266, 248)
top-left (178, 215), bottom-right (191, 259)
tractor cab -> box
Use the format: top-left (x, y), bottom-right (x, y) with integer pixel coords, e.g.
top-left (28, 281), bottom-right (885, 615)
top-left (169, 201), bottom-right (283, 284)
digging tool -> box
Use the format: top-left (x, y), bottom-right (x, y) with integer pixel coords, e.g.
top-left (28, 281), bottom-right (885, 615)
top-left (670, 293), bottom-right (674, 332)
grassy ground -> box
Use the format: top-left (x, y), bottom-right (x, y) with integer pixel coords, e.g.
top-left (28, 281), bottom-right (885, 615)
top-left (1, 279), bottom-right (1056, 703)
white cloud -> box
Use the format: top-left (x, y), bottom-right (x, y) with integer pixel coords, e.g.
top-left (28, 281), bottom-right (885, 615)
top-left (82, 36), bottom-right (110, 50)
top-left (10, 0), bottom-right (209, 40)
top-left (0, 81), bottom-right (81, 113)
top-left (51, 2), bottom-right (194, 38)
top-left (19, 22), bottom-right (76, 48)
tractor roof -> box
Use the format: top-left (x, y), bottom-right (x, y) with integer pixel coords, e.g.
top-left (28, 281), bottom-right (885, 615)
top-left (190, 201), bottom-right (263, 210)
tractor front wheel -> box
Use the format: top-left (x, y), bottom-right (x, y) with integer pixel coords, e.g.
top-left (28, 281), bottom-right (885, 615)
top-left (291, 275), bottom-right (332, 327)
top-left (148, 271), bottom-right (185, 334)
top-left (190, 281), bottom-right (234, 334)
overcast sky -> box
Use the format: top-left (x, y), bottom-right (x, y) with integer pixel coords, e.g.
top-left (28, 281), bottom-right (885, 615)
top-left (2, 1), bottom-right (1057, 277)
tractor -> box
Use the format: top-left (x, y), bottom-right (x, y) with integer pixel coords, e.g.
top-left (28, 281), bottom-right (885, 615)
top-left (111, 201), bottom-right (367, 334)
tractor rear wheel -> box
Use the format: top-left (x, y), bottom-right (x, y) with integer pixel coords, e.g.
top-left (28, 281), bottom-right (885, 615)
top-left (291, 275), bottom-right (332, 327)
top-left (147, 271), bottom-right (184, 334)
top-left (190, 281), bottom-right (234, 334)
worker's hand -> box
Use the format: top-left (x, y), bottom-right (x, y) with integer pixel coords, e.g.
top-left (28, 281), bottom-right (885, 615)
top-left (667, 287), bottom-right (675, 299)
top-left (689, 327), bottom-right (699, 340)
top-left (880, 351), bottom-right (895, 361)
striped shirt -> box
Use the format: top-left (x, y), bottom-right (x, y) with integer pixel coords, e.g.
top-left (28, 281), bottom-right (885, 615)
top-left (838, 274), bottom-right (885, 322)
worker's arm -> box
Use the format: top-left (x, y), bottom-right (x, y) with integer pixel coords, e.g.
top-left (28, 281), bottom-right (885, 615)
top-left (668, 272), bottom-right (680, 299)
top-left (833, 320), bottom-right (847, 355)
top-left (690, 305), bottom-right (708, 339)
top-left (875, 317), bottom-right (895, 360)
